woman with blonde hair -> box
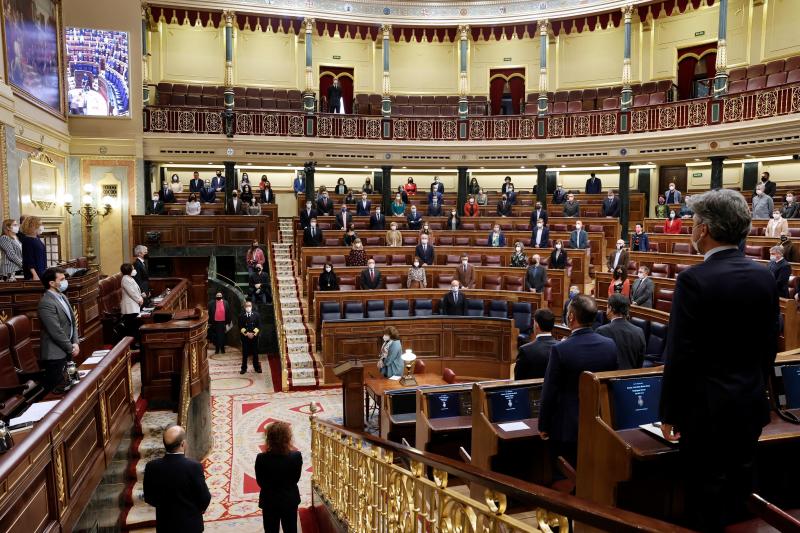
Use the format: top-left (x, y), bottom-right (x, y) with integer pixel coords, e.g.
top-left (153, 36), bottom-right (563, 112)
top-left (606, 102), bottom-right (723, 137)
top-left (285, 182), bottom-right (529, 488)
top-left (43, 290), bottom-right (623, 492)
top-left (20, 216), bottom-right (46, 280)
top-left (255, 421), bottom-right (302, 533)
top-left (0, 218), bottom-right (22, 281)
top-left (346, 238), bottom-right (367, 266)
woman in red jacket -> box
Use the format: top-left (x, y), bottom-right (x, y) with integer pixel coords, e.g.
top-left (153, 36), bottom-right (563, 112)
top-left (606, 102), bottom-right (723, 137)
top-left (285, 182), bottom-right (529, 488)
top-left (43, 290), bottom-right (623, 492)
top-left (463, 195), bottom-right (480, 217)
top-left (663, 210), bottom-right (682, 234)
top-left (404, 177), bottom-right (417, 197)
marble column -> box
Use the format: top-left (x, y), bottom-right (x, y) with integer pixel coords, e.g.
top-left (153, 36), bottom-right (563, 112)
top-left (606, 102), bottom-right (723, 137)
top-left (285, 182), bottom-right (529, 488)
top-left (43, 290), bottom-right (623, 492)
top-left (457, 167), bottom-right (469, 213)
top-left (223, 10), bottom-right (235, 137)
top-left (713, 0), bottom-right (729, 97)
top-left (618, 162), bottom-right (631, 239)
top-left (381, 25), bottom-right (391, 117)
top-left (536, 165), bottom-right (548, 206)
top-left (620, 5), bottom-right (634, 111)
top-left (537, 20), bottom-right (549, 116)
top-left (458, 25), bottom-right (469, 119)
top-left (303, 18), bottom-right (316, 113)
top-left (141, 4), bottom-right (151, 106)
top-left (710, 156), bottom-right (727, 190)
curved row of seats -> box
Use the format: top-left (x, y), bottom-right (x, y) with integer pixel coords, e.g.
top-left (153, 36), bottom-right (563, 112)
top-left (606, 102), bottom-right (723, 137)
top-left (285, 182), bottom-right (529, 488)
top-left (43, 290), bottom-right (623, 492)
top-left (592, 308), bottom-right (668, 366)
top-left (0, 315), bottom-right (45, 420)
top-left (155, 83), bottom-right (304, 110)
top-left (728, 56), bottom-right (800, 94)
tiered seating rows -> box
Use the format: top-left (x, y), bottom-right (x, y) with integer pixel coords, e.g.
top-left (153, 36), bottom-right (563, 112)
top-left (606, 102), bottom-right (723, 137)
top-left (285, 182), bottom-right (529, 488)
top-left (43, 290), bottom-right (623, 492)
top-left (156, 83), bottom-right (304, 110)
top-left (728, 56), bottom-right (800, 94)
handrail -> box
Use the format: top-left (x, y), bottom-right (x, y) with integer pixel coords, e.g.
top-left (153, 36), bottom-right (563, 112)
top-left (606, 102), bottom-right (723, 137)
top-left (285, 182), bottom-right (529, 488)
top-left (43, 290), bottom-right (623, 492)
top-left (267, 243), bottom-right (290, 391)
top-left (311, 417), bottom-right (694, 533)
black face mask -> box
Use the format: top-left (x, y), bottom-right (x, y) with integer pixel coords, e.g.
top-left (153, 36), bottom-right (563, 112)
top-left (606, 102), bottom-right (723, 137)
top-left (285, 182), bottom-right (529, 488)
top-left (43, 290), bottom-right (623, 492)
top-left (781, 235), bottom-right (788, 242)
top-left (762, 177), bottom-right (768, 182)
top-left (215, 296), bottom-right (222, 300)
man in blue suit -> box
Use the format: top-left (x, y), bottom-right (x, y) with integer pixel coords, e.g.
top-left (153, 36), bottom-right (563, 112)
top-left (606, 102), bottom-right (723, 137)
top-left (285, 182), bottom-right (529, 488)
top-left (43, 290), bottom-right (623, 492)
top-left (431, 176), bottom-right (444, 194)
top-left (568, 221), bottom-right (588, 249)
top-left (660, 189), bottom-right (778, 531)
top-left (530, 220), bottom-right (550, 248)
top-left (407, 205), bottom-right (423, 230)
top-left (188, 171), bottom-right (203, 193)
top-left (356, 192), bottom-right (371, 216)
top-left (427, 197), bottom-right (443, 217)
top-left (293, 173), bottom-right (306, 196)
top-left (539, 294), bottom-right (618, 467)
top-left (211, 170), bottom-right (225, 192)
top-left (415, 234), bottom-right (435, 265)
top-left (200, 180), bottom-right (216, 203)
top-left (585, 172), bottom-right (602, 194)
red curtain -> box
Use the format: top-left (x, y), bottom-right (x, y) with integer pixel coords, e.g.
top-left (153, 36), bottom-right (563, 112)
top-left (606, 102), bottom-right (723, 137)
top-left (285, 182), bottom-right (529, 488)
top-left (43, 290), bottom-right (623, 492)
top-left (319, 67), bottom-right (354, 113)
top-left (676, 43), bottom-right (717, 99)
top-left (489, 68), bottom-right (525, 115)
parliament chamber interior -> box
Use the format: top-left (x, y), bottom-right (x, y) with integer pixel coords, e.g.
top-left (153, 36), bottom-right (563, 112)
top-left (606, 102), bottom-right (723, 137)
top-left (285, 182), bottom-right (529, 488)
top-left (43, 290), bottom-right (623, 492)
top-left (2, 0), bottom-right (800, 531)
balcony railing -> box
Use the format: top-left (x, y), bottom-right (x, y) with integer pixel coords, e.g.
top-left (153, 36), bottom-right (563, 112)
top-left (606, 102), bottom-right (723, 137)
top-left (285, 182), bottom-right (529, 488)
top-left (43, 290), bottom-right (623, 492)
top-left (143, 83), bottom-right (800, 141)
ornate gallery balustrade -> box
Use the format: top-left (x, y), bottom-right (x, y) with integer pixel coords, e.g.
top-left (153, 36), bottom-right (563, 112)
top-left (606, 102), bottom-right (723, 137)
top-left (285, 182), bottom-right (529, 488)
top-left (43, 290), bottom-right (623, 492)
top-left (144, 83), bottom-right (800, 141)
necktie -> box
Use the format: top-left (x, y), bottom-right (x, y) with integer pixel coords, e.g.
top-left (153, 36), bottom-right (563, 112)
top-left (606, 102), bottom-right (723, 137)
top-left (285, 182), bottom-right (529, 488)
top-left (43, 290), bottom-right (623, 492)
top-left (423, 245), bottom-right (427, 252)
top-left (311, 228), bottom-right (315, 237)
top-left (463, 265), bottom-right (466, 272)
top-left (454, 292), bottom-right (458, 302)
top-left (370, 270), bottom-right (374, 280)
top-left (247, 313), bottom-right (251, 318)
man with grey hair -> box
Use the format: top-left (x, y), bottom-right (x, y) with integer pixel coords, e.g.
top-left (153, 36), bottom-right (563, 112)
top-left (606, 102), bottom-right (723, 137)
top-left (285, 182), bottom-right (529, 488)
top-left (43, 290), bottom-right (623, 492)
top-left (660, 188), bottom-right (778, 530)
top-left (768, 245), bottom-right (790, 297)
top-left (751, 183), bottom-right (774, 219)
top-left (132, 245), bottom-right (150, 296)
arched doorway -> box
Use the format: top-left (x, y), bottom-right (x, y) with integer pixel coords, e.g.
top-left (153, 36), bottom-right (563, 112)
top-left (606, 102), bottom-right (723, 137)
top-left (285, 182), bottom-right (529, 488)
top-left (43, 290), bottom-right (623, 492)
top-left (319, 67), bottom-right (354, 113)
top-left (489, 68), bottom-right (525, 115)
top-left (677, 44), bottom-right (717, 99)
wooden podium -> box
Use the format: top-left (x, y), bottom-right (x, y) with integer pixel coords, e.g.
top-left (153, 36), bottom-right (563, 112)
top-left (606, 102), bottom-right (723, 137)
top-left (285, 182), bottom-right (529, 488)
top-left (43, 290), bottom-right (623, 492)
top-left (334, 360), bottom-right (364, 430)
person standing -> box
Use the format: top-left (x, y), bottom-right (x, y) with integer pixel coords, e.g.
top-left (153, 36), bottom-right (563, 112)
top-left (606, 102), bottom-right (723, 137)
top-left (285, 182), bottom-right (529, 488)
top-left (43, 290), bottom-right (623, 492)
top-left (766, 209), bottom-right (789, 238)
top-left (359, 259), bottom-right (382, 289)
top-left (120, 263), bottom-right (144, 346)
top-left (246, 241), bottom-right (265, 273)
top-left (630, 224), bottom-right (650, 252)
top-left (255, 421), bottom-right (303, 533)
top-left (660, 189), bottom-right (778, 531)
top-left (781, 192), bottom-right (799, 219)
top-left (226, 190), bottom-right (245, 215)
top-left (607, 239), bottom-right (629, 272)
top-left (370, 206), bottom-right (385, 230)
top-left (148, 193), bottom-right (165, 215)
top-left (531, 219), bottom-right (550, 248)
top-left (249, 264), bottom-right (270, 304)
top-left (293, 173), bottom-right (306, 196)
top-left (37, 267), bottom-right (79, 394)
top-left (200, 180), bottom-right (216, 203)
top-left (143, 425), bottom-right (211, 533)
top-left (133, 244), bottom-right (150, 297)
top-left (596, 294), bottom-right (645, 369)
top-left (415, 235), bottom-right (435, 265)
top-left (530, 201), bottom-right (548, 226)
top-left (189, 171), bottom-right (203, 193)
top-left (751, 183), bottom-right (773, 219)
top-left (0, 219), bottom-right (23, 281)
top-left (208, 291), bottom-right (230, 354)
top-left (454, 254), bottom-right (476, 289)
top-left (515, 309), bottom-right (557, 380)
top-left (385, 222), bottom-right (402, 247)
top-left (524, 254), bottom-right (546, 293)
top-left (440, 280), bottom-right (468, 315)
top-left (20, 216), bottom-right (46, 280)
top-left (378, 326), bottom-right (403, 377)
top-left (303, 219), bottom-right (323, 246)
top-left (159, 180), bottom-right (176, 203)
top-left (585, 173), bottom-right (602, 194)
top-left (759, 171), bottom-right (776, 197)
top-left (239, 301), bottom-right (262, 374)
top-left (769, 246), bottom-right (791, 298)
top-left (630, 266), bottom-right (654, 308)
top-left (299, 200), bottom-right (318, 229)
top-left (568, 221), bottom-right (588, 250)
top-left (549, 241), bottom-right (568, 269)
top-left (327, 78), bottom-right (343, 113)
top-left (211, 170), bottom-right (225, 192)
top-left (665, 182), bottom-right (682, 205)
top-left (562, 193), bottom-right (580, 217)
top-left (601, 191), bottom-right (619, 217)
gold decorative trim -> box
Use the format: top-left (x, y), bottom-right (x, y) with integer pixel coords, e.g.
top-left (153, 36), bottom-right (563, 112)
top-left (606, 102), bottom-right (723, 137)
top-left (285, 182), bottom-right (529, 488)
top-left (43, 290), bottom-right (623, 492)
top-left (54, 446), bottom-right (66, 508)
top-left (99, 391), bottom-right (109, 442)
top-left (0, 125), bottom-right (7, 220)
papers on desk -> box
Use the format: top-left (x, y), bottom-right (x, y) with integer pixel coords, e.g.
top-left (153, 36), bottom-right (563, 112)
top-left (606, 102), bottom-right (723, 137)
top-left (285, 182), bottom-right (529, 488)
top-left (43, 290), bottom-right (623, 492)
top-left (497, 421), bottom-right (529, 432)
top-left (83, 350), bottom-right (109, 365)
top-left (92, 349), bottom-right (110, 357)
top-left (639, 423), bottom-right (679, 445)
top-left (10, 400), bottom-right (60, 429)
top-left (388, 376), bottom-right (402, 381)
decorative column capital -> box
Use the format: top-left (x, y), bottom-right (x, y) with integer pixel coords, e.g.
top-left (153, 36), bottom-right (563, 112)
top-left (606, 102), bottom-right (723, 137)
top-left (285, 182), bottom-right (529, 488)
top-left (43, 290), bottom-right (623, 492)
top-left (622, 3), bottom-right (634, 22)
top-left (381, 24), bottom-right (391, 38)
top-left (538, 19), bottom-right (549, 36)
top-left (458, 25), bottom-right (470, 40)
top-left (141, 2), bottom-right (148, 19)
top-left (223, 10), bottom-right (235, 26)
top-left (304, 18), bottom-right (314, 33)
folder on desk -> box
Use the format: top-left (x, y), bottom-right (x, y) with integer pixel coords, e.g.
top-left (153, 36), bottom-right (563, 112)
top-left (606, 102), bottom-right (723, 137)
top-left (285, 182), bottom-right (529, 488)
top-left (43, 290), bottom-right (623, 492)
top-left (10, 400), bottom-right (60, 429)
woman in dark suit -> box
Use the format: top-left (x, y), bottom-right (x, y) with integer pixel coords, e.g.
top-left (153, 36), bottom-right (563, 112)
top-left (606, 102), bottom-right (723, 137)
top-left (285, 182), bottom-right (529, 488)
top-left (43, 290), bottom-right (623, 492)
top-left (319, 262), bottom-right (339, 291)
top-left (20, 216), bottom-right (46, 280)
top-left (549, 239), bottom-right (568, 269)
top-left (255, 421), bottom-right (302, 533)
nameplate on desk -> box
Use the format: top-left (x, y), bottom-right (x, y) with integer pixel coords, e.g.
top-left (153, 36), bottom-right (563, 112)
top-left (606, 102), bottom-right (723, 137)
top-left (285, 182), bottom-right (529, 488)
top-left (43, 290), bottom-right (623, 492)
top-left (497, 421), bottom-right (529, 432)
top-left (10, 400), bottom-right (60, 429)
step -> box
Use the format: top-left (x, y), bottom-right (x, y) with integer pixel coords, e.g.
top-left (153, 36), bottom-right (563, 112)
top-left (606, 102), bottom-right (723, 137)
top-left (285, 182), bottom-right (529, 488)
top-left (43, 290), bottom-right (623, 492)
top-left (102, 459), bottom-right (132, 484)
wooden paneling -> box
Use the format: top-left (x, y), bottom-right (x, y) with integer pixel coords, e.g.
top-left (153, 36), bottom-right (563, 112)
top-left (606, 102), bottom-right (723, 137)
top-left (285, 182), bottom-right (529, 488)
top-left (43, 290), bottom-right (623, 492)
top-left (131, 209), bottom-right (278, 248)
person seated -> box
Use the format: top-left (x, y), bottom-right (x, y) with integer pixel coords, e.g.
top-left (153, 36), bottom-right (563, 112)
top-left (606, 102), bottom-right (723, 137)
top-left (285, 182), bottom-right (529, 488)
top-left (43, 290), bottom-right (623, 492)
top-left (630, 224), bottom-right (650, 252)
top-left (769, 246), bottom-right (791, 298)
top-left (524, 254), bottom-right (546, 293)
top-left (514, 309), bottom-right (557, 380)
top-left (664, 182), bottom-right (682, 204)
top-left (664, 210), bottom-right (682, 234)
top-left (655, 195), bottom-right (668, 218)
top-left (562, 193), bottom-right (580, 217)
top-left (415, 234), bottom-right (435, 265)
top-left (496, 194), bottom-right (513, 217)
top-left (766, 209), bottom-right (789, 238)
top-left (240, 184), bottom-right (254, 205)
top-left (476, 188), bottom-right (488, 206)
top-left (334, 178), bottom-right (348, 195)
top-left (406, 257), bottom-right (427, 288)
top-left (568, 221), bottom-right (588, 249)
top-left (501, 176), bottom-right (514, 195)
top-left (396, 185), bottom-right (409, 204)
top-left (679, 195), bottom-right (693, 218)
top-left (428, 196), bottom-right (443, 217)
top-left (488, 224), bottom-right (506, 247)
top-left (630, 266), bottom-right (654, 308)
top-left (510, 241), bottom-right (529, 267)
top-left (404, 177), bottom-right (417, 197)
top-left (343, 223), bottom-right (359, 247)
top-left (607, 239), bottom-right (629, 272)
top-left (431, 176), bottom-right (444, 194)
top-left (316, 191), bottom-right (334, 215)
top-left (463, 196), bottom-right (480, 217)
top-left (440, 280), bottom-right (467, 315)
top-left (185, 194), bottom-right (201, 215)
top-left (446, 209), bottom-right (460, 230)
top-left (359, 258), bottom-right (381, 289)
top-left (601, 191), bottom-right (619, 217)
top-left (147, 193), bottom-right (164, 215)
top-left (361, 177), bottom-right (374, 194)
top-left (596, 294), bottom-right (646, 369)
top-left (385, 222), bottom-right (402, 247)
top-left (259, 181), bottom-right (275, 204)
top-left (531, 219), bottom-right (550, 248)
top-left (530, 201), bottom-right (548, 226)
top-left (377, 327), bottom-right (403, 378)
top-left (303, 218), bottom-right (323, 246)
top-left (550, 241), bottom-right (568, 269)
top-left (227, 191), bottom-right (245, 215)
top-left (299, 200), bottom-right (318, 229)
top-left (782, 192), bottom-right (800, 219)
top-left (406, 205), bottom-right (423, 230)
top-left (318, 262), bottom-right (339, 291)
top-left (608, 266), bottom-right (630, 299)
top-left (468, 177), bottom-right (481, 195)
top-left (335, 205), bottom-right (352, 230)
top-left (200, 180), bottom-right (216, 203)
top-left (427, 186), bottom-right (443, 206)
top-left (455, 254), bottom-right (475, 288)
top-left (356, 192), bottom-right (371, 216)
top-left (552, 184), bottom-right (567, 204)
top-left (370, 206), bottom-right (385, 229)
top-left (248, 264), bottom-right (270, 303)
top-left (159, 180), bottom-right (176, 203)
top-left (346, 239), bottom-right (368, 267)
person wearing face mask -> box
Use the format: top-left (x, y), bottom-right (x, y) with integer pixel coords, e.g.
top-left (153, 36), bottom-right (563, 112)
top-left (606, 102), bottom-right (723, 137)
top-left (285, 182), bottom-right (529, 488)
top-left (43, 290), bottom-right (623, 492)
top-left (562, 193), bottom-right (580, 217)
top-left (415, 235), bottom-right (435, 265)
top-left (334, 178), bottom-right (348, 195)
top-left (607, 240), bottom-right (629, 272)
top-left (607, 266), bottom-right (630, 299)
top-left (407, 205), bottom-right (423, 231)
top-left (391, 193), bottom-right (406, 216)
top-left (427, 184), bottom-right (443, 206)
top-left (530, 201), bottom-right (548, 226)
top-left (531, 220), bottom-right (550, 248)
top-left (463, 195), bottom-right (480, 217)
top-left (431, 176), bottom-right (444, 195)
top-left (404, 178), bottom-right (417, 197)
top-left (505, 184), bottom-right (517, 205)
top-left (377, 327), bottom-right (403, 378)
top-left (753, 183), bottom-right (775, 219)
top-left (766, 209), bottom-right (788, 238)
top-left (679, 195), bottom-right (694, 218)
top-left (568, 222), bottom-right (588, 250)
top-left (366, 205), bottom-right (383, 230)
top-left (189, 171), bottom-right (203, 193)
top-left (200, 180), bottom-right (216, 203)
top-left (343, 223), bottom-right (359, 247)
top-left (446, 209), bottom-right (460, 230)
top-left (227, 190), bottom-right (245, 215)
top-left (335, 205), bottom-right (352, 230)
top-left (327, 78), bottom-right (343, 113)
top-left (208, 291), bottom-right (231, 354)
top-left (476, 188), bottom-right (488, 206)
top-left (630, 266), bottom-right (653, 308)
top-left (407, 257), bottom-right (427, 288)
top-left (185, 194), bottom-right (201, 215)
top-left (132, 244), bottom-right (151, 298)
top-left (361, 177), bottom-right (374, 194)
top-left (347, 239), bottom-right (368, 267)
top-left (550, 240), bottom-right (568, 269)
top-left (159, 180), bottom-right (176, 203)
top-left (169, 173), bottom-right (183, 194)
top-left (20, 216), bottom-right (46, 280)
top-left (148, 192), bottom-right (165, 215)
top-left (249, 264), bottom-right (270, 303)
top-left (37, 267), bottom-right (79, 394)
top-left (260, 181), bottom-right (275, 206)
top-left (758, 171), bottom-right (776, 197)
top-left (359, 258), bottom-right (381, 289)
top-left (601, 191), bottom-right (619, 218)
top-left (501, 176), bottom-right (514, 195)
top-left (240, 184), bottom-right (254, 205)
top-left (247, 242), bottom-right (265, 273)
top-left (293, 172), bottom-right (305, 196)
top-left (356, 192), bottom-right (371, 216)
top-left (660, 189), bottom-right (778, 530)
top-left (318, 263), bottom-right (339, 291)
top-left (524, 254), bottom-right (546, 293)
top-left (0, 219), bottom-right (23, 281)
top-left (552, 184), bottom-right (567, 205)
top-left (385, 223), bottom-right (402, 247)
top-left (768, 246), bottom-right (790, 297)
top-left (781, 192), bottom-right (799, 219)
top-left (488, 225), bottom-right (506, 247)
top-left (258, 175), bottom-right (268, 190)
top-left (664, 210), bottom-right (682, 234)
top-left (468, 177), bottom-right (481, 195)
top-left (510, 241), bottom-right (529, 267)
top-left (299, 201), bottom-right (318, 229)
top-left (120, 263), bottom-right (144, 346)
top-left (655, 195), bottom-right (669, 218)
top-left (497, 194), bottom-right (513, 217)
top-left (562, 286), bottom-right (580, 324)
top-left (629, 224), bottom-right (650, 252)
top-left (238, 300), bottom-right (262, 374)
top-left (211, 170), bottom-right (225, 192)
top-left (454, 254), bottom-right (476, 289)
top-left (665, 182), bottom-right (682, 205)
top-left (440, 280), bottom-right (468, 315)
top-left (427, 195), bottom-right (443, 217)
top-left (316, 192), bottom-right (334, 216)
top-left (585, 172), bottom-right (602, 194)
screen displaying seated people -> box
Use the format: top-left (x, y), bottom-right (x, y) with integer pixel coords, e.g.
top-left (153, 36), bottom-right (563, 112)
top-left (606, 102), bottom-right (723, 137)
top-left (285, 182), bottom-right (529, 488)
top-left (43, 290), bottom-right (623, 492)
top-left (608, 376), bottom-right (663, 430)
top-left (779, 364), bottom-right (800, 409)
top-left (428, 391), bottom-right (464, 419)
top-left (65, 28), bottom-right (130, 117)
top-left (487, 386), bottom-right (539, 423)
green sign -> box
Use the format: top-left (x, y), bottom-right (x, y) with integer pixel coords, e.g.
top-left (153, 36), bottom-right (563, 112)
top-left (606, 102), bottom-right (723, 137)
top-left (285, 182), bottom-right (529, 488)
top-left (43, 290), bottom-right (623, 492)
top-left (503, 57), bottom-right (512, 62)
top-left (695, 31), bottom-right (705, 37)
top-left (333, 55), bottom-right (341, 59)
top-left (692, 172), bottom-right (703, 177)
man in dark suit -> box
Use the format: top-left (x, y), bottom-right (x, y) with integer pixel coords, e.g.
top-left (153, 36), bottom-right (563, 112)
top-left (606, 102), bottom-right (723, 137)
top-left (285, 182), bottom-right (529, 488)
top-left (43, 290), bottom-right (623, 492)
top-left (238, 301), bottom-right (262, 374)
top-left (440, 280), bottom-right (468, 315)
top-left (359, 259), bottom-right (382, 289)
top-left (496, 195), bottom-right (513, 217)
top-left (660, 189), bottom-right (779, 530)
top-left (249, 264), bottom-right (270, 304)
top-left (759, 171), bottom-right (776, 197)
top-left (303, 219), bottom-right (323, 246)
top-left (606, 239), bottom-right (629, 272)
top-left (293, 174), bottom-right (306, 196)
top-left (369, 206), bottom-right (385, 229)
top-left (428, 198), bottom-right (443, 217)
top-left (316, 192), bottom-right (334, 215)
top-left (356, 192), bottom-right (371, 216)
top-left (415, 235), bottom-right (435, 265)
top-left (630, 265), bottom-right (654, 308)
top-left (530, 221), bottom-right (550, 248)
top-left (188, 171), bottom-right (203, 193)
top-left (431, 176), bottom-right (444, 194)
top-left (596, 294), bottom-right (645, 369)
top-left (200, 180), bottom-right (216, 203)
top-left (539, 294), bottom-right (618, 466)
top-left (601, 191), bottom-right (620, 217)
top-left (132, 245), bottom-right (151, 296)
top-left (585, 173), bottom-right (602, 194)
top-left (515, 309), bottom-right (557, 380)
top-left (530, 202), bottom-right (548, 226)
top-left (327, 78), bottom-right (343, 113)
top-left (211, 170), bottom-right (225, 192)
top-left (552, 184), bottom-right (567, 204)
top-left (226, 191), bottom-right (245, 214)
top-left (562, 193), bottom-right (580, 217)
top-left (37, 267), bottom-right (79, 394)
top-left (148, 193), bottom-right (165, 215)
top-left (568, 221), bottom-right (588, 249)
top-left (299, 200), bottom-right (318, 229)
top-left (143, 425), bottom-right (211, 533)
top-left (407, 205), bottom-right (423, 230)
top-left (524, 254), bottom-right (547, 293)
top-left (158, 181), bottom-right (175, 204)
top-left (769, 245), bottom-right (791, 297)
top-left (335, 205), bottom-right (351, 230)
top-left (454, 254), bottom-right (475, 288)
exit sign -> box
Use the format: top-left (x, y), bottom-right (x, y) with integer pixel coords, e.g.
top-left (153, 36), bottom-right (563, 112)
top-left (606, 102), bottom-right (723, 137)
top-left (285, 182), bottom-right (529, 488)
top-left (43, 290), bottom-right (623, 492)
top-left (695, 31), bottom-right (705, 37)
top-left (332, 55), bottom-right (341, 59)
top-left (503, 57), bottom-right (512, 62)
top-left (692, 172), bottom-right (703, 177)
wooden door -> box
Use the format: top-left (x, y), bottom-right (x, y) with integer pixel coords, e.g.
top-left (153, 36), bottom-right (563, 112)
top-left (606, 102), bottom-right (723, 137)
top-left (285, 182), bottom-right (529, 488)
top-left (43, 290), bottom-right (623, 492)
top-left (659, 166), bottom-right (688, 197)
top-left (319, 66), bottom-right (354, 113)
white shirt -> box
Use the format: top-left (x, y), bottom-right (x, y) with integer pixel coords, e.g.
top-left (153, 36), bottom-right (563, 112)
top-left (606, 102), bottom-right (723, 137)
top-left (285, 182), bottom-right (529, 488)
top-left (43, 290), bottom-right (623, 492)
top-left (703, 245), bottom-right (738, 261)
top-left (613, 250), bottom-right (622, 268)
top-left (535, 333), bottom-right (552, 340)
top-left (535, 227), bottom-right (543, 244)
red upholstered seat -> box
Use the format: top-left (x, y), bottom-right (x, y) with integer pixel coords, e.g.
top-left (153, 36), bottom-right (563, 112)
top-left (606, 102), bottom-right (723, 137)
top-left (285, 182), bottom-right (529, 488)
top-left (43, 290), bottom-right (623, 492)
top-left (633, 94), bottom-right (650, 107)
top-left (567, 89), bottom-right (583, 101)
top-left (503, 276), bottom-right (523, 292)
top-left (641, 81), bottom-right (657, 94)
top-left (390, 254), bottom-right (407, 265)
top-left (0, 324), bottom-right (26, 419)
top-left (597, 87), bottom-right (612, 99)
top-left (746, 64), bottom-right (766, 79)
top-left (482, 275), bottom-right (501, 290)
top-left (765, 59), bottom-right (785, 75)
top-left (729, 80), bottom-right (748, 94)
top-left (484, 255), bottom-right (501, 265)
top-left (7, 315), bottom-right (38, 375)
top-left (567, 100), bottom-right (582, 113)
top-left (384, 275), bottom-right (401, 290)
top-left (602, 97), bottom-right (620, 110)
top-left (648, 92), bottom-right (666, 105)
top-left (436, 274), bottom-right (454, 288)
top-left (656, 79), bottom-right (674, 93)
top-left (744, 245), bottom-right (767, 259)
top-left (766, 72), bottom-right (787, 88)
top-left (674, 264), bottom-right (691, 276)
top-left (787, 69), bottom-right (800, 84)
top-left (728, 67), bottom-right (747, 81)
top-left (553, 91), bottom-right (569, 102)
top-left (746, 76), bottom-right (767, 91)
top-left (650, 263), bottom-right (671, 278)
top-left (338, 275), bottom-right (356, 290)
top-left (552, 101), bottom-right (567, 114)
top-left (655, 288), bottom-right (674, 312)
top-left (371, 254), bottom-right (388, 265)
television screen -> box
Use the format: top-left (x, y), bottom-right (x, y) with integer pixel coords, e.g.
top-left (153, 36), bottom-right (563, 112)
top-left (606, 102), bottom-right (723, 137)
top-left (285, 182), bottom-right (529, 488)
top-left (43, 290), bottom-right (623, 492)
top-left (65, 27), bottom-right (130, 116)
top-left (428, 392), bottom-right (461, 419)
top-left (487, 387), bottom-right (532, 423)
top-left (780, 364), bottom-right (800, 409)
top-left (389, 391), bottom-right (416, 415)
top-left (608, 376), bottom-right (663, 430)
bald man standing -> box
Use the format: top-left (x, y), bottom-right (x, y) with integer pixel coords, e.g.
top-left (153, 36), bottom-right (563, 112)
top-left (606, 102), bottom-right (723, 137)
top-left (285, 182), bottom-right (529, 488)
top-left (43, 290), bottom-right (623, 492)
top-left (143, 425), bottom-right (211, 532)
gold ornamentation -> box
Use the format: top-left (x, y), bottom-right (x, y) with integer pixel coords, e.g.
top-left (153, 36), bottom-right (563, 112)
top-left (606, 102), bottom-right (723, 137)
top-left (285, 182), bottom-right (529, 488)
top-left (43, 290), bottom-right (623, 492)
top-left (206, 111), bottom-right (222, 133)
top-left (150, 109), bottom-right (167, 130)
top-left (519, 118), bottom-right (535, 138)
top-left (341, 117), bottom-right (357, 138)
top-left (99, 391), bottom-right (108, 442)
top-left (190, 344), bottom-right (197, 376)
top-left (723, 96), bottom-right (743, 122)
top-left (236, 113), bottom-right (253, 134)
top-left (178, 111), bottom-right (195, 132)
top-left (417, 120), bottom-right (433, 140)
top-left (659, 105), bottom-right (677, 129)
top-left (127, 358), bottom-right (134, 402)
top-left (365, 119), bottom-right (381, 139)
top-left (0, 125), bottom-right (7, 220)
top-left (289, 115), bottom-right (304, 136)
top-left (72, 305), bottom-right (80, 331)
top-left (441, 119), bottom-right (457, 140)
top-left (179, 360), bottom-right (190, 427)
top-left (573, 114), bottom-right (591, 136)
top-left (688, 102), bottom-right (707, 126)
top-left (394, 119), bottom-right (408, 139)
top-left (0, 310), bottom-right (8, 324)
top-left (600, 113), bottom-right (617, 134)
top-left (631, 109), bottom-right (648, 131)
top-left (317, 115), bottom-right (332, 136)
top-left (264, 114), bottom-right (280, 135)
top-left (54, 447), bottom-right (66, 507)
top-left (469, 119), bottom-right (486, 140)
top-left (756, 91), bottom-right (777, 117)
top-left (548, 116), bottom-right (564, 137)
top-left (792, 87), bottom-right (800, 113)
top-left (494, 119), bottom-right (510, 139)
top-left (716, 38), bottom-right (727, 73)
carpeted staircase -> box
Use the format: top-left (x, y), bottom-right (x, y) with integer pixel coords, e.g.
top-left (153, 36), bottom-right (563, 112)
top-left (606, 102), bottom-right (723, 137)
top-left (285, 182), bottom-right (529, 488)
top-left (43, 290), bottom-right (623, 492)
top-left (272, 218), bottom-right (322, 389)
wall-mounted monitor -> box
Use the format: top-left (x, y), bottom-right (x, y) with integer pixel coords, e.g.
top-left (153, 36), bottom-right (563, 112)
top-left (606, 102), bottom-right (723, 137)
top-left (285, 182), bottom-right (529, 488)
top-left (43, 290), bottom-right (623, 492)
top-left (64, 27), bottom-right (129, 117)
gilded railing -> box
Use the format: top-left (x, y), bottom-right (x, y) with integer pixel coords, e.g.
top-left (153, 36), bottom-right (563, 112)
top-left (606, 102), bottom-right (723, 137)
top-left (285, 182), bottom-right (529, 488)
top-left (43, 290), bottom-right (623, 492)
top-left (267, 243), bottom-right (290, 391)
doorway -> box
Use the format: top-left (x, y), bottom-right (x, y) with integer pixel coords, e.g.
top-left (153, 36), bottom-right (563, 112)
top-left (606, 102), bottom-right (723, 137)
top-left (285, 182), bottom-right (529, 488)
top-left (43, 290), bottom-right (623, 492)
top-left (319, 66), bottom-right (354, 113)
top-left (489, 68), bottom-right (525, 115)
top-left (659, 166), bottom-right (688, 197)
top-left (677, 44), bottom-right (717, 100)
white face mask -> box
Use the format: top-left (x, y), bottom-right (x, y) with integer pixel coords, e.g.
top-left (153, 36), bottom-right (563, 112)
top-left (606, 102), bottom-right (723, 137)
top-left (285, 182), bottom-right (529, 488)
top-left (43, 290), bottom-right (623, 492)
top-left (669, 186), bottom-right (675, 190)
top-left (38, 226), bottom-right (44, 235)
top-left (575, 225), bottom-right (582, 231)
top-left (10, 225), bottom-right (18, 234)
top-left (462, 260), bottom-right (468, 265)
top-left (391, 226), bottom-right (397, 231)
top-left (556, 244), bottom-right (562, 249)
top-left (376, 209), bottom-right (381, 214)
top-left (245, 307), bottom-right (252, 313)
top-left (757, 190), bottom-right (763, 196)
top-left (617, 243), bottom-right (623, 249)
top-left (310, 223), bottom-right (317, 228)
top-left (413, 262), bottom-right (419, 268)
top-left (152, 196), bottom-right (159, 202)
top-left (771, 255), bottom-right (778, 262)
top-left (515, 246), bottom-right (521, 252)
top-left (131, 269), bottom-right (137, 277)
top-left (451, 211), bottom-right (456, 216)
top-left (325, 266), bottom-right (331, 272)
top-left (638, 272), bottom-right (645, 279)
top-left (306, 204), bottom-right (312, 209)
top-left (421, 240), bottom-right (428, 245)
top-left (669, 212), bottom-right (675, 218)
top-left (537, 224), bottom-right (543, 229)
top-left (774, 213), bottom-right (781, 220)
top-left (383, 335), bottom-right (390, 341)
